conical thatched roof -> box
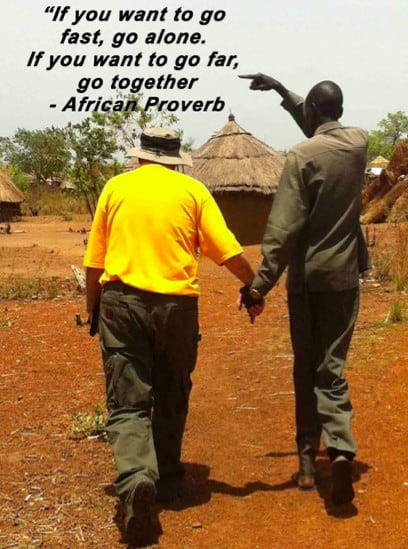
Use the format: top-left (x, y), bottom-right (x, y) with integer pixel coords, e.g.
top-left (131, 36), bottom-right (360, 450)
top-left (189, 114), bottom-right (285, 195)
top-left (368, 155), bottom-right (389, 169)
top-left (0, 170), bottom-right (25, 203)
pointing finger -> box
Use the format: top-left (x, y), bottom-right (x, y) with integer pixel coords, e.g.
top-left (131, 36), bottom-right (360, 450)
top-left (238, 74), bottom-right (260, 79)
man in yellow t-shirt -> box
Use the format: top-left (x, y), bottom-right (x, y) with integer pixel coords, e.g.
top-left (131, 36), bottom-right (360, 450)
top-left (84, 127), bottom-right (258, 545)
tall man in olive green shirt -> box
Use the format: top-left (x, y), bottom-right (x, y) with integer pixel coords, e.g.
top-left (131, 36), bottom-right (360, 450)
top-left (240, 74), bottom-right (369, 505)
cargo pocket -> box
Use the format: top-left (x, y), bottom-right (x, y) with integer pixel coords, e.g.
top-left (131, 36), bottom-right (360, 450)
top-left (164, 303), bottom-right (200, 375)
top-left (100, 295), bottom-right (153, 411)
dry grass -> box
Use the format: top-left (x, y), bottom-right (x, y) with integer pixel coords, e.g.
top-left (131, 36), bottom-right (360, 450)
top-left (0, 275), bottom-right (78, 300)
top-left (371, 223), bottom-right (408, 291)
top-left (387, 297), bottom-right (406, 324)
top-left (21, 187), bottom-right (87, 217)
top-left (0, 247), bottom-right (80, 300)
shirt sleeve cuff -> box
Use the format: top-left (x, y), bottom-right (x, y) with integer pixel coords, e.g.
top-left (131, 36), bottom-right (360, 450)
top-left (217, 246), bottom-right (244, 266)
top-left (280, 91), bottom-right (304, 111)
top-left (83, 260), bottom-right (105, 269)
top-left (250, 275), bottom-right (274, 297)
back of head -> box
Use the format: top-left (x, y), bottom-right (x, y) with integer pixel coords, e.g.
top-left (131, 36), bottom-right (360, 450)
top-left (305, 81), bottom-right (343, 120)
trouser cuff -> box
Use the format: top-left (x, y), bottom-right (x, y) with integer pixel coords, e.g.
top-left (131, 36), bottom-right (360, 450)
top-left (327, 447), bottom-right (355, 462)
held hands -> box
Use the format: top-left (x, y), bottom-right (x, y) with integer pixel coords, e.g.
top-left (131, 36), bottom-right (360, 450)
top-left (238, 286), bottom-right (265, 324)
top-left (238, 73), bottom-right (286, 94)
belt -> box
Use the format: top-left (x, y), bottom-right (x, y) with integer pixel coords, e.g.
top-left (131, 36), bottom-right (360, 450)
top-left (103, 281), bottom-right (198, 305)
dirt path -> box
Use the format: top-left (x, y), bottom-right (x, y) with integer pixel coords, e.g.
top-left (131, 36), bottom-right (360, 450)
top-left (0, 241), bottom-right (407, 548)
top-left (0, 216), bottom-right (91, 277)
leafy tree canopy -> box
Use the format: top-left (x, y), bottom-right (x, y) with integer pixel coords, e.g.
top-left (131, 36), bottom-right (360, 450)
top-left (0, 127), bottom-right (70, 184)
top-left (67, 113), bottom-right (122, 218)
top-left (368, 111), bottom-right (408, 161)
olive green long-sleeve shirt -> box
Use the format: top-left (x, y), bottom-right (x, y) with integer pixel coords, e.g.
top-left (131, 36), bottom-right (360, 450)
top-left (252, 92), bottom-right (368, 295)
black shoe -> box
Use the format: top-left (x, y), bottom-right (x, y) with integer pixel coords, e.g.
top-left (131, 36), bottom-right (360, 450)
top-left (331, 456), bottom-right (354, 505)
top-left (124, 480), bottom-right (156, 547)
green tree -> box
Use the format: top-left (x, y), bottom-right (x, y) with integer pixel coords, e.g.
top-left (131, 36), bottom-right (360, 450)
top-left (368, 111), bottom-right (408, 161)
top-left (5, 165), bottom-right (30, 192)
top-left (182, 136), bottom-right (194, 153)
top-left (0, 127), bottom-right (70, 184)
top-left (67, 114), bottom-right (122, 218)
top-left (96, 93), bottom-right (194, 154)
top-left (96, 93), bottom-right (179, 153)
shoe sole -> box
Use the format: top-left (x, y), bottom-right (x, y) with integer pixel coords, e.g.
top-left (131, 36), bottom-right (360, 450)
top-left (126, 481), bottom-right (156, 545)
top-left (332, 460), bottom-right (354, 505)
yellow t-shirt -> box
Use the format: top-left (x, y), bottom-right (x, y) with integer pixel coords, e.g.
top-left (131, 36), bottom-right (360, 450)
top-left (83, 164), bottom-right (242, 296)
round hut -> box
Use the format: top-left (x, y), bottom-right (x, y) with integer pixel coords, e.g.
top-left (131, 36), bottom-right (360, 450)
top-left (368, 156), bottom-right (390, 170)
top-left (0, 170), bottom-right (25, 222)
top-left (189, 114), bottom-right (285, 245)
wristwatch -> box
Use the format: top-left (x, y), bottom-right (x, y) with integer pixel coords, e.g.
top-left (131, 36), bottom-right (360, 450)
top-left (249, 288), bottom-right (263, 301)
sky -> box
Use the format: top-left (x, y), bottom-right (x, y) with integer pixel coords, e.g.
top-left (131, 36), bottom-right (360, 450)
top-left (1, 0), bottom-right (407, 151)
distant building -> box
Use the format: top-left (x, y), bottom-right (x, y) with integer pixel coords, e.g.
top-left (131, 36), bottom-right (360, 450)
top-left (365, 155), bottom-right (390, 180)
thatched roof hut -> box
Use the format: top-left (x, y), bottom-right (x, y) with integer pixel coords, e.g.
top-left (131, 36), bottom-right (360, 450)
top-left (0, 170), bottom-right (25, 222)
top-left (368, 156), bottom-right (390, 170)
top-left (189, 114), bottom-right (285, 245)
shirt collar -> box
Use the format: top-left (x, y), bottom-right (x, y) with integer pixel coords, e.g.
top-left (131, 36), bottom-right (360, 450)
top-left (314, 120), bottom-right (343, 136)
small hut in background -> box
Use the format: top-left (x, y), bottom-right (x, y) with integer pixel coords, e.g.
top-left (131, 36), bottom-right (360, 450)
top-left (0, 170), bottom-right (25, 222)
top-left (189, 114), bottom-right (285, 245)
top-left (369, 155), bottom-right (390, 170)
top-left (365, 155), bottom-right (390, 183)
top-left (59, 178), bottom-right (76, 191)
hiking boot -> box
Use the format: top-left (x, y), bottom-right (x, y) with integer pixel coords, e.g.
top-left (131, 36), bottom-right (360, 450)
top-left (124, 479), bottom-right (156, 547)
top-left (331, 455), bottom-right (354, 505)
top-left (292, 471), bottom-right (315, 490)
top-left (292, 450), bottom-right (316, 490)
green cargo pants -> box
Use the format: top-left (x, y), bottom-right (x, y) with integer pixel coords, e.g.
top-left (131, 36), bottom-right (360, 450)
top-left (288, 288), bottom-right (359, 462)
top-left (98, 281), bottom-right (199, 503)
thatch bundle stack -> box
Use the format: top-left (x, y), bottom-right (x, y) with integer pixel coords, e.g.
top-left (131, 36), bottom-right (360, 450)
top-left (361, 140), bottom-right (408, 224)
top-left (362, 170), bottom-right (392, 207)
top-left (387, 178), bottom-right (408, 222)
top-left (387, 140), bottom-right (408, 180)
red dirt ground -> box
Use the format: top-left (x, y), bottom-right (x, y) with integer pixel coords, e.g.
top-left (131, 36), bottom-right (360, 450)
top-left (0, 217), bottom-right (407, 548)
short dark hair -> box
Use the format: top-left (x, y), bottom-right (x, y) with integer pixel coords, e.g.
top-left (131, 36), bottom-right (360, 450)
top-left (306, 81), bottom-right (343, 119)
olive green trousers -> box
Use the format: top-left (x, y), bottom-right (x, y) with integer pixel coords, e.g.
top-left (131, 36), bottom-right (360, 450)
top-left (288, 288), bottom-right (359, 462)
top-left (99, 282), bottom-right (199, 502)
